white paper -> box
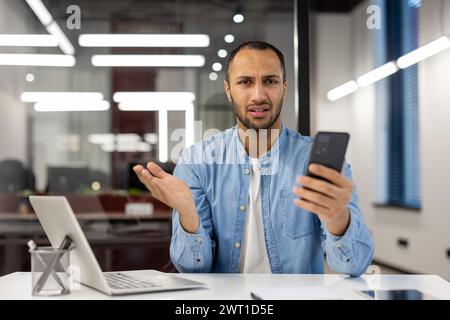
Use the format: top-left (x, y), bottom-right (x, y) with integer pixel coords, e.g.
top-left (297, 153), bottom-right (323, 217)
top-left (250, 286), bottom-right (340, 300)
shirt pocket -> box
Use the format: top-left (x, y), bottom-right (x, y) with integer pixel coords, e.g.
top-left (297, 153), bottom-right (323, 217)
top-left (279, 189), bottom-right (317, 239)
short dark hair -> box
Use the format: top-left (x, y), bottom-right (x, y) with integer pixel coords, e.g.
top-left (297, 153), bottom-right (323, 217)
top-left (225, 41), bottom-right (286, 83)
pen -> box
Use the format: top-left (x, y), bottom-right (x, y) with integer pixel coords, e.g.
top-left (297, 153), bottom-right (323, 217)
top-left (33, 235), bottom-right (73, 293)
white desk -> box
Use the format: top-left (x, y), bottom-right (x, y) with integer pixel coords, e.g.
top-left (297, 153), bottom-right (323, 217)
top-left (0, 271), bottom-right (449, 300)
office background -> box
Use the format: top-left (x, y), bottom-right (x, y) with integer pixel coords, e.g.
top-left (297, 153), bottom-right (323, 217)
top-left (0, 0), bottom-right (449, 279)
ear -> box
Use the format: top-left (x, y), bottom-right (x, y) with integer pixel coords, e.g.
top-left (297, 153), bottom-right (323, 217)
top-left (224, 80), bottom-right (232, 102)
top-left (282, 80), bottom-right (288, 99)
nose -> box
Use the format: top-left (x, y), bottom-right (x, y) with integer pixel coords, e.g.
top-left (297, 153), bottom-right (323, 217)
top-left (250, 81), bottom-right (268, 104)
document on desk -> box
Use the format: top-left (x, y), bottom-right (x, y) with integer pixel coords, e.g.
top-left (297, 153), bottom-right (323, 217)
top-left (250, 286), bottom-right (340, 300)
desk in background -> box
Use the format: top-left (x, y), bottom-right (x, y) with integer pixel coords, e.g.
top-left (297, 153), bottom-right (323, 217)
top-left (0, 272), bottom-right (449, 300)
top-left (0, 212), bottom-right (173, 276)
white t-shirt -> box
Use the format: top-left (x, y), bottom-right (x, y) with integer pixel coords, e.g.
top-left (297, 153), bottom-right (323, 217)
top-left (238, 157), bottom-right (271, 273)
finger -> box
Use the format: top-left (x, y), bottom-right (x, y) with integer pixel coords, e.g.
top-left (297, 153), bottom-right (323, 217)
top-left (133, 164), bottom-right (144, 174)
top-left (135, 167), bottom-right (155, 186)
top-left (308, 164), bottom-right (352, 188)
top-left (296, 176), bottom-right (341, 199)
top-left (293, 198), bottom-right (330, 217)
top-left (147, 162), bottom-right (170, 179)
top-left (292, 187), bottom-right (334, 210)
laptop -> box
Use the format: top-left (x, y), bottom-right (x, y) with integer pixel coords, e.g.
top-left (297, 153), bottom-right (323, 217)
top-left (29, 196), bottom-right (207, 295)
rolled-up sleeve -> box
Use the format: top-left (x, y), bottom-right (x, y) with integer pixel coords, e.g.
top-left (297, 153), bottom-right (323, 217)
top-left (321, 162), bottom-right (375, 277)
top-left (169, 154), bottom-right (215, 273)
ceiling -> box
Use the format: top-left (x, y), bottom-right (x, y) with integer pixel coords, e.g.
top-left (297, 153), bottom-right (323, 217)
top-left (42, 0), bottom-right (364, 23)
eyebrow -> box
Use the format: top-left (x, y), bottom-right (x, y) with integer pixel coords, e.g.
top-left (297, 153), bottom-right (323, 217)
top-left (235, 74), bottom-right (281, 80)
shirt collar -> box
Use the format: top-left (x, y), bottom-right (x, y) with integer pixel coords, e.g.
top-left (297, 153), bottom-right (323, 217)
top-left (232, 123), bottom-right (287, 164)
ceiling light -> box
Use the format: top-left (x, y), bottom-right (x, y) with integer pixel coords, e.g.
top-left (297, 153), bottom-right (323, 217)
top-left (0, 54), bottom-right (75, 66)
top-left (21, 92), bottom-right (103, 103)
top-left (209, 72), bottom-right (218, 81)
top-left (34, 100), bottom-right (110, 112)
top-left (46, 22), bottom-right (75, 55)
top-left (0, 34), bottom-right (58, 47)
top-left (118, 102), bottom-right (193, 111)
top-left (159, 110), bottom-right (168, 163)
top-left (357, 62), bottom-right (398, 87)
top-left (25, 0), bottom-right (75, 55)
top-left (79, 34), bottom-right (210, 47)
top-left (113, 91), bottom-right (195, 103)
top-left (397, 36), bottom-right (450, 69)
top-left (327, 81), bottom-right (358, 101)
top-left (218, 49), bottom-right (227, 58)
top-left (144, 133), bottom-right (158, 144)
top-left (233, 14), bottom-right (244, 23)
top-left (212, 62), bottom-right (222, 72)
top-left (26, 74), bottom-right (35, 82)
top-left (91, 54), bottom-right (205, 67)
top-left (25, 0), bottom-right (52, 25)
top-left (224, 34), bottom-right (235, 43)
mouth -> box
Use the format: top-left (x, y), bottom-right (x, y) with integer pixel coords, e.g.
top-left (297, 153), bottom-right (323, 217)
top-left (247, 104), bottom-right (270, 118)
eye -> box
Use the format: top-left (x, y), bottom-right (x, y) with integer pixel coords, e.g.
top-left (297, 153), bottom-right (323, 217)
top-left (238, 79), bottom-right (251, 85)
top-left (265, 78), bottom-right (279, 84)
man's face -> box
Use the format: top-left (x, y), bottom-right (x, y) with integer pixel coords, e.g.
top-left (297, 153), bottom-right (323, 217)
top-left (224, 48), bottom-right (287, 130)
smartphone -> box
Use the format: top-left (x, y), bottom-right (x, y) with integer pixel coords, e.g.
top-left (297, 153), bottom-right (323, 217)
top-left (356, 289), bottom-right (437, 300)
top-left (306, 132), bottom-right (350, 183)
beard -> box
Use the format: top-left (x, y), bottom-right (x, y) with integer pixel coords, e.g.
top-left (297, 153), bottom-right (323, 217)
top-left (231, 96), bottom-right (283, 131)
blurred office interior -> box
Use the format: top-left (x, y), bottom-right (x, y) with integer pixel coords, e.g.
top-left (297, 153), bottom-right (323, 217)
top-left (0, 0), bottom-right (449, 279)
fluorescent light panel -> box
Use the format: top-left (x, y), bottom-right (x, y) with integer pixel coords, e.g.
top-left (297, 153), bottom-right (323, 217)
top-left (46, 22), bottom-right (75, 55)
top-left (79, 34), bottom-right (210, 47)
top-left (25, 0), bottom-right (75, 55)
top-left (327, 81), bottom-right (358, 101)
top-left (114, 91), bottom-right (195, 103)
top-left (25, 0), bottom-right (52, 25)
top-left (0, 34), bottom-right (58, 47)
top-left (357, 62), bottom-right (398, 87)
top-left (0, 54), bottom-right (75, 66)
top-left (34, 100), bottom-right (110, 112)
top-left (21, 92), bottom-right (103, 103)
top-left (118, 102), bottom-right (192, 111)
top-left (91, 55), bottom-right (205, 67)
top-left (397, 36), bottom-right (450, 69)
top-left (158, 110), bottom-right (168, 163)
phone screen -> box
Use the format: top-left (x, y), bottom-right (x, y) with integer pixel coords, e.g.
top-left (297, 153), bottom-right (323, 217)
top-left (359, 289), bottom-right (437, 300)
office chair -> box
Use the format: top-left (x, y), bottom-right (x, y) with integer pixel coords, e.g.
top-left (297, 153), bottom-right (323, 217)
top-left (0, 159), bottom-right (25, 193)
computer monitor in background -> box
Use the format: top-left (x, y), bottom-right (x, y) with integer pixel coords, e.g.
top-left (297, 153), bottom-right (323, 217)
top-left (47, 166), bottom-right (89, 193)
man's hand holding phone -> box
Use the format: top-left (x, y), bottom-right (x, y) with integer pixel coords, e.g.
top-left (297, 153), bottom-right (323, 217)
top-left (292, 132), bottom-right (352, 237)
top-left (292, 164), bottom-right (353, 236)
top-left (133, 162), bottom-right (200, 234)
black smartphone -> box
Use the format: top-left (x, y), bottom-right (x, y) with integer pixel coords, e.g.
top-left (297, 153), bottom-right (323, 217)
top-left (306, 132), bottom-right (350, 183)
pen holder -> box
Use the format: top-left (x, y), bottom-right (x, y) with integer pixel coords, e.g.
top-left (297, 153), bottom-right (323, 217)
top-left (30, 246), bottom-right (71, 296)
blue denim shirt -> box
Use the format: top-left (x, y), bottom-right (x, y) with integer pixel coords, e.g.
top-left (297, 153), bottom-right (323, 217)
top-left (170, 124), bottom-right (374, 276)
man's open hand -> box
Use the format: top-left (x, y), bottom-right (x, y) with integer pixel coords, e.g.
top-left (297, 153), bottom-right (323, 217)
top-left (134, 162), bottom-right (199, 233)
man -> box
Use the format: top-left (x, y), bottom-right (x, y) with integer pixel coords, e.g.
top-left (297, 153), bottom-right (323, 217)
top-left (134, 41), bottom-right (374, 275)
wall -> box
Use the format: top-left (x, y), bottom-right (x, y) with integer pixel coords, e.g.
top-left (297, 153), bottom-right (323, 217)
top-left (313, 0), bottom-right (450, 279)
top-left (0, 0), bottom-right (39, 165)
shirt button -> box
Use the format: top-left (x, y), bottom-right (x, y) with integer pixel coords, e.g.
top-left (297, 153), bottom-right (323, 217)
top-left (234, 242), bottom-right (241, 249)
top-left (239, 205), bottom-right (246, 211)
top-left (196, 237), bottom-right (202, 243)
top-left (244, 168), bottom-right (250, 175)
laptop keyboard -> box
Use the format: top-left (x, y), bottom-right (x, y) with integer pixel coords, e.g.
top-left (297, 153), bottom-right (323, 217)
top-left (104, 272), bottom-right (160, 290)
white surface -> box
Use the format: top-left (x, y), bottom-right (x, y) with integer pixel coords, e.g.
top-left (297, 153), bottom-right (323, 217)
top-left (1, 272), bottom-right (450, 300)
top-left (250, 286), bottom-right (339, 300)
